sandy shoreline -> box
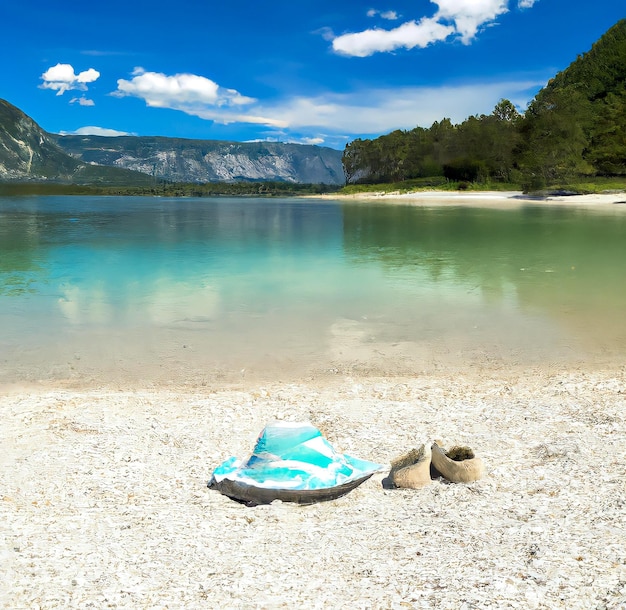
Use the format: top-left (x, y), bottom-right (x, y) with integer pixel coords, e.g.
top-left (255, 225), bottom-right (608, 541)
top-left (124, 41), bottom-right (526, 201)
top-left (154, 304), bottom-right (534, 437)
top-left (2, 366), bottom-right (625, 608)
top-left (318, 189), bottom-right (626, 209)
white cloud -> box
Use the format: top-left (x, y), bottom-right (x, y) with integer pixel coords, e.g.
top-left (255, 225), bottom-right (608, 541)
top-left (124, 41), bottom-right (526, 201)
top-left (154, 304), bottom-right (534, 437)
top-left (435, 0), bottom-right (508, 43)
top-left (315, 26), bottom-right (336, 41)
top-left (299, 136), bottom-right (326, 145)
top-left (105, 69), bottom-right (541, 143)
top-left (81, 49), bottom-right (129, 57)
top-left (255, 79), bottom-right (541, 135)
top-left (112, 68), bottom-right (286, 127)
top-left (114, 67), bottom-right (254, 107)
top-left (69, 96), bottom-right (95, 106)
top-left (332, 0), bottom-right (526, 56)
top-left (40, 63), bottom-right (100, 95)
top-left (367, 9), bottom-right (399, 20)
top-left (61, 126), bottom-right (133, 137)
top-left (245, 135), bottom-right (326, 146)
top-left (333, 18), bottom-right (455, 56)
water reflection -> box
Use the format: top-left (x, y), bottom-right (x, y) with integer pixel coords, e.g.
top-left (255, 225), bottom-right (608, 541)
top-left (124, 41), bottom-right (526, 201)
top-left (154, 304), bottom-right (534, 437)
top-left (2, 195), bottom-right (626, 384)
top-left (0, 195), bottom-right (345, 323)
top-left (0, 208), bottom-right (45, 295)
top-left (341, 202), bottom-right (626, 348)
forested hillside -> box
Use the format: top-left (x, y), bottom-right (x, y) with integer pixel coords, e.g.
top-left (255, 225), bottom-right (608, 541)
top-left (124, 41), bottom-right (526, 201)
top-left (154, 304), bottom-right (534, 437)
top-left (342, 19), bottom-right (626, 191)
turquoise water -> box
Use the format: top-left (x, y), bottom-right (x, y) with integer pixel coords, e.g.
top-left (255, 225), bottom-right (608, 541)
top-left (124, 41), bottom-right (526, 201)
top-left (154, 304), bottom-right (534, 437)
top-left (1, 196), bottom-right (626, 385)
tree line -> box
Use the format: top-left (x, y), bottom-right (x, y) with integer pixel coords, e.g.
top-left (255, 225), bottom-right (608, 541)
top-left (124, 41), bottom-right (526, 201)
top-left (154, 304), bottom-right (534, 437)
top-left (342, 19), bottom-right (626, 191)
top-left (0, 180), bottom-right (340, 198)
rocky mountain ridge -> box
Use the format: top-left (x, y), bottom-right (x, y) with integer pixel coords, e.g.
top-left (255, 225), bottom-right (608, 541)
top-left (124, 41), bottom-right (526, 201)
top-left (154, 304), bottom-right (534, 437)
top-left (0, 99), bottom-right (79, 180)
top-left (0, 99), bottom-right (344, 185)
top-left (0, 99), bottom-right (154, 185)
top-left (52, 135), bottom-right (345, 184)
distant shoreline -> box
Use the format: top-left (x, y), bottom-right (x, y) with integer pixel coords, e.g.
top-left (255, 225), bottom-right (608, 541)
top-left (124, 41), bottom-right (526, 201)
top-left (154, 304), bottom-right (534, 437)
top-left (2, 183), bottom-right (626, 205)
top-left (313, 189), bottom-right (626, 208)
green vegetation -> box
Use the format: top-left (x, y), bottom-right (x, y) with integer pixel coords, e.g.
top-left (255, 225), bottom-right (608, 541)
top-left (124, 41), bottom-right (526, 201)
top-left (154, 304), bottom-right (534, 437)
top-left (342, 19), bottom-right (626, 194)
top-left (337, 177), bottom-right (626, 197)
top-left (339, 177), bottom-right (520, 195)
top-left (0, 180), bottom-right (341, 198)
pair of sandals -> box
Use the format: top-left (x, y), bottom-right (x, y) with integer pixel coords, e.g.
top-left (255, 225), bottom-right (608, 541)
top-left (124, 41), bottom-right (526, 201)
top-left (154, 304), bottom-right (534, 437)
top-left (386, 441), bottom-right (485, 489)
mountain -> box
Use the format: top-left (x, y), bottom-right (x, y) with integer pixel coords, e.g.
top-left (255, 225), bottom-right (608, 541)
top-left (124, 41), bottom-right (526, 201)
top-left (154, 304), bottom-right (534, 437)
top-left (0, 99), bottom-right (345, 185)
top-left (52, 134), bottom-right (345, 185)
top-left (0, 99), bottom-right (154, 185)
top-left (0, 99), bottom-right (80, 180)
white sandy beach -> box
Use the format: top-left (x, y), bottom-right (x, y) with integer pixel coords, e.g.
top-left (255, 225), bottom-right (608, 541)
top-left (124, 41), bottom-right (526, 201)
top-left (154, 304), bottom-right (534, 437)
top-left (325, 189), bottom-right (626, 210)
top-left (2, 191), bottom-right (626, 609)
top-left (2, 368), bottom-right (626, 609)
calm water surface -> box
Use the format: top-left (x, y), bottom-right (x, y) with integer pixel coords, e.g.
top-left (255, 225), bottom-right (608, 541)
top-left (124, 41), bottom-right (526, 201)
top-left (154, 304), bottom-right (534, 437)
top-left (1, 196), bottom-right (625, 386)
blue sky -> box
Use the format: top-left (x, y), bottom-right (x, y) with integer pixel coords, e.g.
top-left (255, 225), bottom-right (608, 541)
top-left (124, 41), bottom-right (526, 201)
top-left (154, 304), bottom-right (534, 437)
top-left (1, 1), bottom-right (623, 149)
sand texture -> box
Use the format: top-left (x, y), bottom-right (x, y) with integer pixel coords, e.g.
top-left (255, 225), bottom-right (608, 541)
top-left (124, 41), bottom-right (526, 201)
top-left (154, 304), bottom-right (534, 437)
top-left (2, 369), bottom-right (625, 609)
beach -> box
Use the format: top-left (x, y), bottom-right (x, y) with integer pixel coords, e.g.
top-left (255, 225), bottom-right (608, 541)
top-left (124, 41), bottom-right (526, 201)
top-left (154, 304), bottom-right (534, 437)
top-left (2, 363), bottom-right (625, 609)
top-left (2, 191), bottom-right (626, 609)
top-left (323, 189), bottom-right (626, 209)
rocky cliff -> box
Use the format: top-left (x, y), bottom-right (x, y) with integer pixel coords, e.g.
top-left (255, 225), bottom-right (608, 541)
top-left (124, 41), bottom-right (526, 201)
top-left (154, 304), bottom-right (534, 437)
top-left (0, 99), bottom-right (153, 185)
top-left (52, 135), bottom-right (345, 184)
top-left (0, 99), bottom-right (81, 180)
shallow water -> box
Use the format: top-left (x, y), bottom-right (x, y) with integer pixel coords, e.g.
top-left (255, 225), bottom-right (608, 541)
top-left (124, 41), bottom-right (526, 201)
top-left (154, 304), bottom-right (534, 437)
top-left (1, 196), bottom-right (625, 386)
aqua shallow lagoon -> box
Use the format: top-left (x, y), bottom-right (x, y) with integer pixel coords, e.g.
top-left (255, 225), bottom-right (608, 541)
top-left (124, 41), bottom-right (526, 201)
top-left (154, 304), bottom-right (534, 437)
top-left (1, 196), bottom-right (625, 386)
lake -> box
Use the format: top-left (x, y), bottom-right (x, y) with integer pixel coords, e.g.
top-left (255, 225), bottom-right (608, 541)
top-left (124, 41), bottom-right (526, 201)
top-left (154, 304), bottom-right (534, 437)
top-left (1, 195), bottom-right (625, 386)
